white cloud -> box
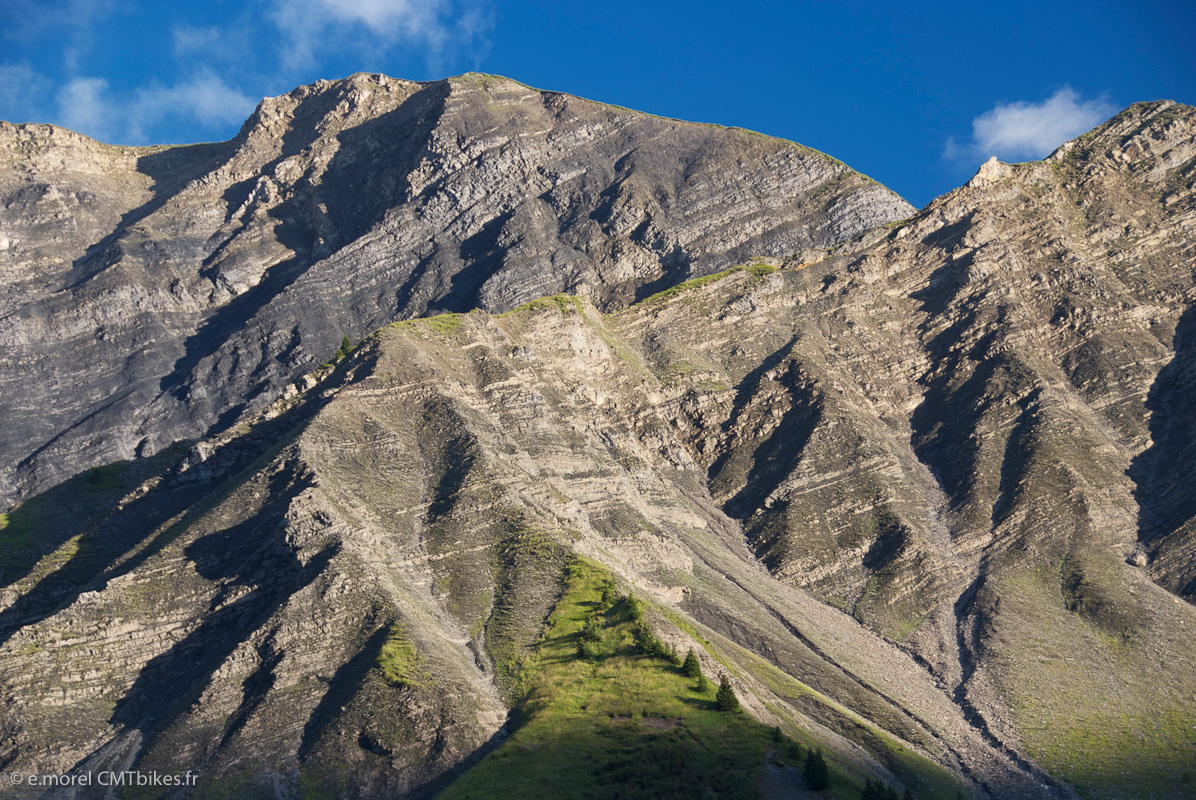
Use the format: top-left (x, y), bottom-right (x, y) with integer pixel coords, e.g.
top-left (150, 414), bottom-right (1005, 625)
top-left (56, 77), bottom-right (118, 141)
top-left (267, 0), bottom-right (492, 71)
top-left (173, 25), bottom-right (233, 58)
top-left (0, 62), bottom-right (54, 123)
top-left (946, 87), bottom-right (1118, 163)
top-left (50, 73), bottom-right (255, 144)
top-left (5, 0), bottom-right (492, 144)
top-left (2, 0), bottom-right (121, 75)
top-left (312, 0), bottom-right (445, 34)
top-left (131, 74), bottom-right (257, 139)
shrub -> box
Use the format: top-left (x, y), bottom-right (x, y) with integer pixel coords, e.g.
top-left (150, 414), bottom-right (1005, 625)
top-left (633, 619), bottom-right (667, 658)
top-left (577, 639), bottom-right (601, 661)
top-left (598, 579), bottom-right (619, 611)
top-left (666, 643), bottom-right (682, 667)
top-left (581, 616), bottom-right (603, 643)
top-left (86, 463), bottom-right (124, 491)
top-left (626, 593), bottom-right (645, 621)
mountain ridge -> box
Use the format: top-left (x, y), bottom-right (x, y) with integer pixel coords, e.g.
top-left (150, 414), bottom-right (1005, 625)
top-left (0, 83), bottom-right (1194, 800)
top-left (0, 71), bottom-right (912, 507)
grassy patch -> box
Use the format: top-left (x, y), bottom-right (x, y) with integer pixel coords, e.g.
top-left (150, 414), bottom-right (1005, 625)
top-left (85, 462), bottom-right (125, 491)
top-left (993, 566), bottom-right (1196, 799)
top-left (499, 294), bottom-right (582, 317)
top-left (377, 623), bottom-right (425, 690)
top-left (636, 262), bottom-right (776, 306)
top-left (439, 559), bottom-right (824, 800)
top-left (581, 314), bottom-right (650, 376)
top-left (423, 313), bottom-right (465, 335)
top-left (0, 506), bottom-right (35, 571)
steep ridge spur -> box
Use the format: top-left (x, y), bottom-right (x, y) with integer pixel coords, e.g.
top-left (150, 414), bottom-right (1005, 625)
top-left (1, 293), bottom-right (1050, 800)
top-left (675, 100), bottom-right (1196, 797)
top-left (0, 72), bottom-right (911, 507)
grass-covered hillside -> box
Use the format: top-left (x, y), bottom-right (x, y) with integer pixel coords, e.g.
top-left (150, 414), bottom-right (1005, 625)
top-left (439, 559), bottom-right (908, 800)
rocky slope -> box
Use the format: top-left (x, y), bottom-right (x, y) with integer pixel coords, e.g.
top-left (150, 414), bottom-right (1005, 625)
top-left (0, 72), bottom-right (911, 507)
top-left (0, 87), bottom-right (1193, 800)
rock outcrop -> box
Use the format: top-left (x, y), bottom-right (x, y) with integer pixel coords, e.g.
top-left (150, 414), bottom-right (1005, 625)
top-left (0, 72), bottom-right (911, 507)
top-left (0, 83), bottom-right (1194, 800)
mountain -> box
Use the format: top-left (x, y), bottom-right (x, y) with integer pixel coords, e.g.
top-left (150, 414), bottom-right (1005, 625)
top-left (0, 79), bottom-right (1194, 800)
top-left (0, 72), bottom-right (910, 508)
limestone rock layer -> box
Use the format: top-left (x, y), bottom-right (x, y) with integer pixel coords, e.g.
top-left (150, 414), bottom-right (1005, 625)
top-left (0, 73), bottom-right (910, 505)
top-left (0, 83), bottom-right (1194, 800)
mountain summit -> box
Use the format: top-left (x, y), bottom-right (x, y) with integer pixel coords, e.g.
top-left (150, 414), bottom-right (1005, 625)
top-left (0, 72), bottom-right (910, 505)
top-left (0, 80), bottom-right (1194, 800)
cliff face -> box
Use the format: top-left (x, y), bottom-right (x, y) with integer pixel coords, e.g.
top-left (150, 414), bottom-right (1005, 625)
top-left (0, 72), bottom-right (911, 506)
top-left (0, 83), bottom-right (1194, 800)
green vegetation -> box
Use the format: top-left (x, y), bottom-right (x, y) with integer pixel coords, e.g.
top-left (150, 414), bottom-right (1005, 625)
top-left (993, 565), bottom-right (1196, 799)
top-left (424, 313), bottom-right (465, 334)
top-left (377, 624), bottom-right (425, 690)
top-left (439, 558), bottom-right (819, 800)
top-left (486, 516), bottom-right (568, 700)
top-left (451, 72), bottom-right (519, 91)
top-left (583, 313), bottom-right (650, 376)
top-left (636, 261), bottom-right (777, 306)
top-left (861, 777), bottom-right (902, 800)
top-left (0, 507), bottom-right (34, 572)
top-left (85, 462), bottom-right (125, 491)
top-left (682, 648), bottom-right (701, 679)
top-left (805, 748), bottom-right (831, 791)
top-left (716, 673), bottom-right (739, 712)
top-left (499, 294), bottom-right (583, 317)
top-left (386, 311), bottom-right (467, 336)
top-left (724, 629), bottom-right (962, 800)
top-left (335, 335), bottom-right (355, 359)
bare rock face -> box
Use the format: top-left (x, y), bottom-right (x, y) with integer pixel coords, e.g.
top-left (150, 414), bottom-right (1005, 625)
top-left (0, 73), bottom-right (911, 506)
top-left (1, 86), bottom-right (1194, 800)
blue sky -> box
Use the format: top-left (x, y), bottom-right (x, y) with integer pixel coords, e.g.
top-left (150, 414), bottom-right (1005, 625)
top-left (2, 0), bottom-right (1193, 208)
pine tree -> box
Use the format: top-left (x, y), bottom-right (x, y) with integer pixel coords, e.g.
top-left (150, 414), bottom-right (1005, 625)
top-left (715, 673), bottom-right (739, 712)
top-left (902, 787), bottom-right (914, 800)
top-left (862, 778), bottom-right (877, 800)
top-left (804, 747), bottom-right (830, 791)
top-left (682, 648), bottom-right (701, 679)
top-left (337, 335), bottom-right (353, 359)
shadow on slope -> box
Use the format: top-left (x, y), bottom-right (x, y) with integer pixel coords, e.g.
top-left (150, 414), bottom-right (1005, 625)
top-left (104, 466), bottom-right (335, 756)
top-left (61, 142), bottom-right (230, 291)
top-left (0, 363), bottom-right (341, 647)
top-left (437, 559), bottom-right (839, 800)
top-left (1130, 303), bottom-right (1196, 598)
top-left (158, 83), bottom-right (451, 425)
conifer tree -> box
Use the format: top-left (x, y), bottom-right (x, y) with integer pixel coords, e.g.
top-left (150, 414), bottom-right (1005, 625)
top-left (683, 648), bottom-right (701, 679)
top-left (715, 673), bottom-right (739, 711)
top-left (804, 747), bottom-right (830, 791)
